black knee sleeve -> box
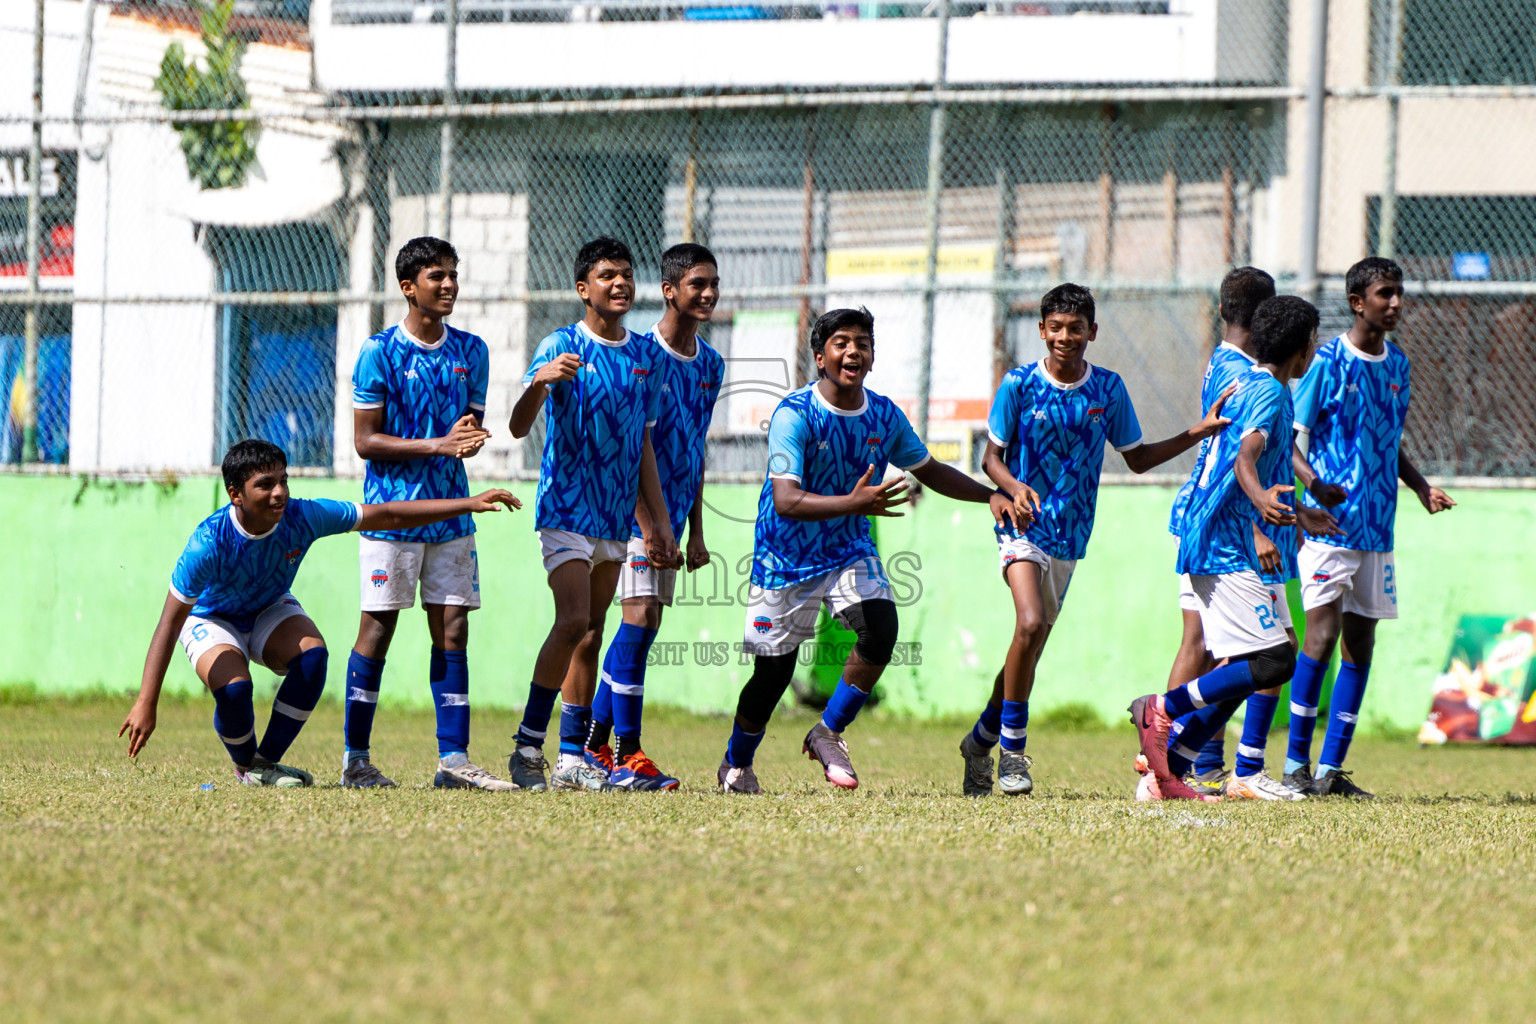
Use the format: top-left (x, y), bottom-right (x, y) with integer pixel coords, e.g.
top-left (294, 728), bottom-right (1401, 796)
top-left (1247, 641), bottom-right (1297, 691)
top-left (841, 599), bottom-right (899, 667)
top-left (736, 652), bottom-right (798, 727)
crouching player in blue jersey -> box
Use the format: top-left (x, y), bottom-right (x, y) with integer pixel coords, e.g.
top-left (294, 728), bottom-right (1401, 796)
top-left (956, 283), bottom-right (1236, 797)
top-left (585, 243), bottom-right (724, 790)
top-left (718, 307), bottom-right (1015, 794)
top-left (1129, 296), bottom-right (1319, 801)
top-left (346, 236), bottom-right (511, 792)
top-left (1283, 258), bottom-right (1454, 798)
top-left (508, 237), bottom-right (677, 793)
top-left (119, 440), bottom-right (520, 784)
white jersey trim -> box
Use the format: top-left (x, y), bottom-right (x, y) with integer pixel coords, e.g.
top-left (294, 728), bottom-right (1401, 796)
top-left (169, 584), bottom-right (194, 605)
top-left (1036, 360), bottom-right (1093, 391)
top-left (1113, 436), bottom-right (1144, 452)
top-left (1339, 333), bottom-right (1389, 363)
top-left (987, 429), bottom-right (1009, 448)
top-left (228, 505), bottom-right (279, 540)
top-left (809, 383), bottom-right (868, 418)
top-left (349, 502), bottom-right (365, 532)
top-left (352, 400), bottom-right (385, 410)
top-left (576, 321), bottom-right (636, 349)
top-left (648, 321), bottom-right (703, 363)
top-left (1217, 340), bottom-right (1257, 362)
top-left (897, 452), bottom-right (933, 472)
top-left (397, 320), bottom-right (448, 352)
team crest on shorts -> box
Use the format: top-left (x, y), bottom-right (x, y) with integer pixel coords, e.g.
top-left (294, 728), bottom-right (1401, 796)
top-left (370, 569), bottom-right (389, 587)
top-left (752, 615), bottom-right (773, 634)
top-left (631, 555), bottom-right (651, 575)
top-left (1311, 572), bottom-right (1331, 582)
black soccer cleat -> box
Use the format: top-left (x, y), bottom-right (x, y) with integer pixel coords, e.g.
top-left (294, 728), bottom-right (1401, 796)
top-left (1282, 764), bottom-right (1318, 797)
top-left (1313, 768), bottom-right (1374, 799)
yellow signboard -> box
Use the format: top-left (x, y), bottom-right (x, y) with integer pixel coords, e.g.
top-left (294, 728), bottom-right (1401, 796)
top-left (826, 244), bottom-right (996, 279)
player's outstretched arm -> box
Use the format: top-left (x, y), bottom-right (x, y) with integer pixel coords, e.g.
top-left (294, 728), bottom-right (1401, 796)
top-left (1121, 384), bottom-right (1236, 474)
top-left (1291, 434), bottom-right (1348, 507)
top-left (685, 481), bottom-right (710, 572)
top-left (357, 490), bottom-right (521, 533)
top-left (910, 459), bottom-right (1017, 529)
top-left (639, 429), bottom-right (682, 569)
top-left (1399, 451), bottom-right (1455, 513)
top-left (510, 353), bottom-right (582, 438)
top-left (1235, 432), bottom-right (1296, 526)
top-left (355, 408), bottom-right (489, 462)
top-left (772, 465), bottom-right (908, 522)
top-left (120, 592), bottom-right (195, 757)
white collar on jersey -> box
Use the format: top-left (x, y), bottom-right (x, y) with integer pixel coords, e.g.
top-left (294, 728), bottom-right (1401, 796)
top-left (577, 320), bottom-right (633, 348)
top-left (810, 380), bottom-right (868, 417)
top-left (648, 322), bottom-right (702, 363)
top-left (1218, 340), bottom-right (1257, 363)
top-left (1249, 365), bottom-right (1277, 379)
top-left (228, 504), bottom-right (279, 540)
top-left (396, 320), bottom-right (448, 351)
top-left (1036, 360), bottom-right (1094, 391)
top-left (1339, 332), bottom-right (1390, 363)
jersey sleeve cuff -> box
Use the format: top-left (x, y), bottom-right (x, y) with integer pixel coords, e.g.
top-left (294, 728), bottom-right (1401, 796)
top-left (350, 502), bottom-right (365, 531)
top-left (468, 402), bottom-right (486, 411)
top-left (1240, 427), bottom-right (1269, 441)
top-left (768, 471), bottom-right (802, 483)
top-left (168, 584), bottom-right (194, 605)
top-left (986, 429), bottom-right (1009, 447)
top-left (352, 400), bottom-right (384, 410)
top-left (1113, 436), bottom-right (1144, 452)
top-left (646, 419), bottom-right (658, 428)
top-left (897, 452), bottom-right (932, 472)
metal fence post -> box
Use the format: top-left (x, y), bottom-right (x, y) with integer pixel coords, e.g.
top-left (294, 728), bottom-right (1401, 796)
top-left (438, 0), bottom-right (459, 238)
top-left (1378, 0), bottom-right (1405, 258)
top-left (1297, 0), bottom-right (1329, 299)
top-left (22, 0), bottom-right (45, 464)
top-left (915, 0), bottom-right (951, 444)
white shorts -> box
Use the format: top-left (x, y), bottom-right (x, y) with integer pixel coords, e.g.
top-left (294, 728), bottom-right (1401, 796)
top-left (179, 595), bottom-right (308, 675)
top-left (538, 528), bottom-right (628, 574)
top-left (1177, 573), bottom-right (1200, 613)
top-left (360, 534), bottom-right (481, 611)
top-left (743, 557), bottom-right (892, 656)
top-left (618, 535), bottom-right (677, 606)
top-left (1298, 541), bottom-right (1398, 620)
top-left (997, 531), bottom-right (1075, 626)
top-left (1187, 571), bottom-right (1289, 660)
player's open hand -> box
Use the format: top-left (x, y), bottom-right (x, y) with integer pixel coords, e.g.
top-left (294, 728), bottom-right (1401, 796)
top-left (988, 491), bottom-right (1017, 530)
top-left (1255, 529), bottom-right (1282, 575)
top-left (1308, 479), bottom-right (1348, 507)
top-left (1296, 504), bottom-right (1345, 539)
top-left (1012, 485), bottom-right (1041, 525)
top-left (1256, 483), bottom-right (1296, 526)
top-left (534, 353), bottom-right (583, 386)
top-left (467, 489), bottom-right (522, 513)
top-left (1198, 384), bottom-right (1238, 436)
top-left (1419, 485), bottom-right (1456, 514)
top-left (685, 531), bottom-right (710, 572)
top-left (119, 701), bottom-right (156, 758)
top-left (441, 415), bottom-right (492, 459)
top-left (849, 464), bottom-right (909, 517)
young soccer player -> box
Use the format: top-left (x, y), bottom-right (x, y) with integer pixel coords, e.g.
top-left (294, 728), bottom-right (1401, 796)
top-left (956, 283), bottom-right (1235, 798)
top-left (1129, 295), bottom-right (1319, 801)
top-left (718, 307), bottom-right (1015, 795)
top-left (1283, 257), bottom-right (1455, 797)
top-left (345, 236), bottom-right (509, 791)
top-left (508, 236), bottom-right (677, 793)
top-left (584, 243), bottom-right (724, 790)
top-left (119, 440), bottom-right (519, 783)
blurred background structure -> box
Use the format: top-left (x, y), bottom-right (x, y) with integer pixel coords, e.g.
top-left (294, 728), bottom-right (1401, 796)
top-left (3, 0), bottom-right (1533, 480)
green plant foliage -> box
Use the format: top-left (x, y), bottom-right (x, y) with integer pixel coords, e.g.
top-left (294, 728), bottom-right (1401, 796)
top-left (152, 0), bottom-right (259, 190)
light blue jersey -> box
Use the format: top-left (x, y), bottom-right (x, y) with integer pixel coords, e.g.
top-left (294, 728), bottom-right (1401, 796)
top-left (1293, 333), bottom-right (1411, 553)
top-left (524, 322), bottom-right (662, 542)
top-left (1176, 367), bottom-right (1292, 578)
top-left (352, 321), bottom-right (488, 544)
top-left (631, 326), bottom-right (724, 541)
top-left (987, 361), bottom-right (1143, 561)
top-left (170, 498), bottom-right (361, 632)
top-left (1168, 342), bottom-right (1256, 537)
top-left (752, 384), bottom-right (930, 589)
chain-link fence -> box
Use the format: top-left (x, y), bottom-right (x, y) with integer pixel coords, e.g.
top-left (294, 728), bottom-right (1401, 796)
top-left (2, 0), bottom-right (1533, 478)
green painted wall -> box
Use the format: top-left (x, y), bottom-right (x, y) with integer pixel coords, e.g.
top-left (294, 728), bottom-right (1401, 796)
top-left (3, 475), bottom-right (1529, 732)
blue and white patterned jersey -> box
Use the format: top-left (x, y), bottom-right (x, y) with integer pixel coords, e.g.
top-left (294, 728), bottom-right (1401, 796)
top-left (987, 361), bottom-right (1143, 561)
top-left (752, 384), bottom-right (931, 589)
top-left (170, 498), bottom-right (362, 632)
top-left (631, 325), bottom-right (724, 541)
top-left (1176, 367), bottom-right (1292, 578)
top-left (352, 321), bottom-right (488, 544)
top-left (1293, 333), bottom-right (1411, 553)
top-left (1256, 385), bottom-right (1299, 586)
top-left (1168, 342), bottom-right (1256, 536)
top-left (524, 322), bottom-right (662, 542)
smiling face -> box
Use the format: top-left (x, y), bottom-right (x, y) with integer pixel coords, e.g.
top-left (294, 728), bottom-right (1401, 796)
top-left (664, 262), bottom-right (719, 323)
top-left (401, 259), bottom-right (458, 318)
top-left (816, 326), bottom-right (874, 390)
top-left (229, 464), bottom-right (290, 533)
top-left (1350, 277), bottom-right (1403, 333)
top-left (1039, 311), bottom-right (1096, 371)
top-left (576, 259), bottom-right (635, 319)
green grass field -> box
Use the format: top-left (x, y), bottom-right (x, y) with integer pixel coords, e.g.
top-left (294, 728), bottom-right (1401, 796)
top-left (5, 696), bottom-right (1536, 1023)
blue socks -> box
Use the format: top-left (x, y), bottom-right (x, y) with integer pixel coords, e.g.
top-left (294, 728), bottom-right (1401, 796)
top-left (257, 647), bottom-right (328, 763)
top-left (726, 721), bottom-right (765, 768)
top-left (344, 651), bottom-right (383, 764)
top-left (1236, 692), bottom-right (1280, 777)
top-left (969, 703), bottom-right (1002, 751)
top-left (821, 678), bottom-right (872, 733)
top-left (1000, 699), bottom-right (1029, 752)
top-left (1319, 660), bottom-right (1370, 773)
top-left (559, 702), bottom-right (592, 758)
top-left (430, 648), bottom-right (470, 758)
top-left (516, 682), bottom-right (560, 750)
top-left (599, 623), bottom-right (657, 744)
top-left (1164, 659), bottom-right (1256, 720)
top-left (1286, 652), bottom-right (1327, 774)
top-left (1167, 699), bottom-right (1241, 778)
top-left (1171, 704), bottom-right (1229, 772)
top-left (1193, 733), bottom-right (1227, 777)
top-left (212, 679), bottom-right (257, 767)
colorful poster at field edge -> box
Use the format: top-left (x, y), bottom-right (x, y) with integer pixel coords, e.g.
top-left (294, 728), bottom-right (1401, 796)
top-left (1419, 614), bottom-right (1536, 746)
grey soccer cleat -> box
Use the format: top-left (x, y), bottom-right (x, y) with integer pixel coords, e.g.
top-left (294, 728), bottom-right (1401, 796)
top-left (717, 759), bottom-right (763, 795)
top-left (803, 722), bottom-right (859, 789)
top-left (238, 758), bottom-right (313, 788)
top-left (434, 755), bottom-right (516, 791)
top-left (339, 757), bottom-right (397, 789)
top-left (1189, 767), bottom-right (1231, 799)
top-left (508, 747), bottom-right (549, 792)
top-left (1226, 769), bottom-right (1307, 801)
top-left (550, 761), bottom-right (614, 792)
top-left (1282, 764), bottom-right (1318, 796)
top-left (959, 733), bottom-right (995, 797)
top-left (998, 750), bottom-right (1034, 796)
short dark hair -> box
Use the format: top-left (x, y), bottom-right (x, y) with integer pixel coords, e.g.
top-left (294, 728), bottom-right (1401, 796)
top-left (574, 236), bottom-right (634, 284)
top-left (1346, 256), bottom-right (1403, 300)
top-left (1250, 295), bottom-right (1320, 367)
top-left (660, 243), bottom-right (718, 286)
top-left (1218, 266), bottom-right (1276, 329)
top-left (1040, 283), bottom-right (1095, 325)
top-left (222, 439), bottom-right (287, 493)
top-left (395, 236), bottom-right (458, 284)
top-left (810, 307), bottom-right (875, 376)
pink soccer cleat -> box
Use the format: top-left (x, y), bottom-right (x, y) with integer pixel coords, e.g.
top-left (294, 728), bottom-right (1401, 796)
top-left (1128, 695), bottom-right (1174, 780)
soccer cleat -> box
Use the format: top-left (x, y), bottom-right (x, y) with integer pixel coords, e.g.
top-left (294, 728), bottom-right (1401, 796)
top-left (339, 758), bottom-right (397, 789)
top-left (998, 750), bottom-right (1034, 796)
top-left (1313, 768), bottom-right (1374, 799)
top-left (550, 761), bottom-right (614, 792)
top-left (1189, 767), bottom-right (1230, 798)
top-left (610, 751), bottom-right (680, 791)
top-left (1135, 772), bottom-right (1161, 801)
top-left (1133, 753), bottom-right (1150, 775)
top-left (1142, 772), bottom-right (1221, 802)
top-left (434, 759), bottom-right (516, 791)
top-left (959, 733), bottom-right (994, 797)
top-left (1226, 770), bottom-right (1306, 802)
top-left (237, 759), bottom-right (313, 788)
top-left (802, 722), bottom-right (859, 790)
top-left (1283, 764), bottom-right (1318, 797)
top-left (717, 759), bottom-right (762, 795)
top-left (585, 744), bottom-right (615, 780)
top-left (508, 748), bottom-right (549, 792)
top-left (1128, 695), bottom-right (1174, 780)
